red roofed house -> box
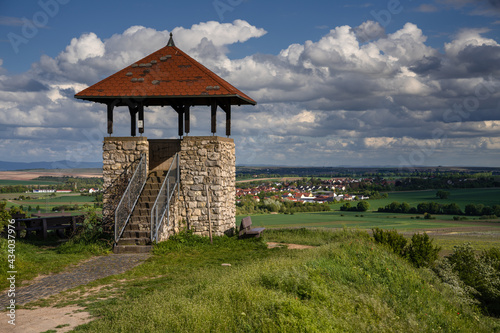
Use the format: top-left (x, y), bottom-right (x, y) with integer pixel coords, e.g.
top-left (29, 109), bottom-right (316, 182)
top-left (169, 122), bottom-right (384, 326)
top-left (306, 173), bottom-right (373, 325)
top-left (75, 34), bottom-right (256, 253)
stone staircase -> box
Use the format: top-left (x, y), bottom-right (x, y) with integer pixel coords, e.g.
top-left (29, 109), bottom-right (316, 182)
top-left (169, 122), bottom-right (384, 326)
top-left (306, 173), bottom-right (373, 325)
top-left (113, 170), bottom-right (167, 254)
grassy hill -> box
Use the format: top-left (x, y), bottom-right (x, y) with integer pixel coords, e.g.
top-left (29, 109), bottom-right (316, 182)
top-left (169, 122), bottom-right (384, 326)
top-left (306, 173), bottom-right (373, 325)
top-left (33, 229), bottom-right (500, 332)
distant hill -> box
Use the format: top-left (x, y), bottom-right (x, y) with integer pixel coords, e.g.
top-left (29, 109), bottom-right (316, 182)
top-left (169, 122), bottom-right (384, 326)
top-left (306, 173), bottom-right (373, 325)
top-left (0, 160), bottom-right (102, 171)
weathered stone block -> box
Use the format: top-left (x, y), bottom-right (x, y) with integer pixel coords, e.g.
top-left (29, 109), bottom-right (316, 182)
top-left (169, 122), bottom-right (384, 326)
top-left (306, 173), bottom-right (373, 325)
top-left (103, 143), bottom-right (116, 151)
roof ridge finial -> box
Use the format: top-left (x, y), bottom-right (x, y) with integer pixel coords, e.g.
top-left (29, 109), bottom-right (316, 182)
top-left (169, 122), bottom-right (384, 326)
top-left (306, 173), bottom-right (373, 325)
top-left (167, 32), bottom-right (175, 47)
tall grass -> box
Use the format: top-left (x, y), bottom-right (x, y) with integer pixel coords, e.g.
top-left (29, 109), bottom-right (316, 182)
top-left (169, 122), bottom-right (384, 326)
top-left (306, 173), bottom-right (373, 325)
top-left (72, 229), bottom-right (499, 332)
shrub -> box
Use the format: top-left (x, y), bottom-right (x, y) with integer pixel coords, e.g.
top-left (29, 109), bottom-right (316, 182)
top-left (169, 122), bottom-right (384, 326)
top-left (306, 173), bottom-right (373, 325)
top-left (356, 200), bottom-right (370, 212)
top-left (0, 202), bottom-right (11, 230)
top-left (445, 243), bottom-right (500, 316)
top-left (481, 248), bottom-right (500, 272)
top-left (372, 229), bottom-right (441, 269)
top-left (432, 259), bottom-right (479, 306)
top-left (57, 208), bottom-right (110, 255)
top-left (405, 233), bottom-right (441, 268)
top-left (372, 228), bottom-right (407, 256)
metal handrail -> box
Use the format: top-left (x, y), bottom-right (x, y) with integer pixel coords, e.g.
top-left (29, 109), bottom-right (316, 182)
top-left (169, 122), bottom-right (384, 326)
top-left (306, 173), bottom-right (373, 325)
top-left (150, 153), bottom-right (180, 242)
top-left (114, 154), bottom-right (147, 243)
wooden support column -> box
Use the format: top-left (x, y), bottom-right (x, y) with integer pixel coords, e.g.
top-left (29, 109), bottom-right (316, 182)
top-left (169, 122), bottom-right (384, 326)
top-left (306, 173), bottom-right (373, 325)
top-left (226, 105), bottom-right (231, 137)
top-left (128, 105), bottom-right (138, 137)
top-left (138, 104), bottom-right (144, 135)
top-left (211, 101), bottom-right (217, 135)
top-left (171, 105), bottom-right (184, 137)
top-left (107, 104), bottom-right (114, 135)
top-left (184, 104), bottom-right (190, 135)
top-left (219, 102), bottom-right (231, 137)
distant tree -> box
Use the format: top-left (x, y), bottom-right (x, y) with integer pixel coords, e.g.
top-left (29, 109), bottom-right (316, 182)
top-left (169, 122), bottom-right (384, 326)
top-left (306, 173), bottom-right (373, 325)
top-left (436, 190), bottom-right (450, 199)
top-left (465, 203), bottom-right (482, 216)
top-left (441, 203), bottom-right (462, 215)
top-left (400, 202), bottom-right (411, 214)
top-left (340, 202), bottom-right (351, 211)
top-left (357, 200), bottom-right (370, 212)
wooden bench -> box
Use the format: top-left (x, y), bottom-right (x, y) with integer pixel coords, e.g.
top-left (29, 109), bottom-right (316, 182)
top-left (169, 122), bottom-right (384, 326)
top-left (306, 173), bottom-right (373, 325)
top-left (238, 216), bottom-right (265, 239)
top-left (12, 216), bottom-right (83, 239)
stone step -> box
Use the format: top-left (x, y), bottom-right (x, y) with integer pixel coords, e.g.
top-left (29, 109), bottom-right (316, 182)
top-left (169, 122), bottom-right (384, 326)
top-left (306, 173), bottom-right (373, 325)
top-left (124, 223), bottom-right (150, 231)
top-left (136, 202), bottom-right (154, 209)
top-left (138, 195), bottom-right (159, 201)
top-left (117, 237), bottom-right (150, 246)
top-left (141, 189), bottom-right (161, 196)
top-left (144, 184), bottom-right (162, 191)
top-left (128, 217), bottom-right (149, 225)
top-left (113, 244), bottom-right (153, 254)
top-left (122, 230), bottom-right (150, 238)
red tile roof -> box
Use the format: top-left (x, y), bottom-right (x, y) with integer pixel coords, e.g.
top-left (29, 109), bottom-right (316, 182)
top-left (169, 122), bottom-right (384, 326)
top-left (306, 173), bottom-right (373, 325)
top-left (75, 35), bottom-right (256, 106)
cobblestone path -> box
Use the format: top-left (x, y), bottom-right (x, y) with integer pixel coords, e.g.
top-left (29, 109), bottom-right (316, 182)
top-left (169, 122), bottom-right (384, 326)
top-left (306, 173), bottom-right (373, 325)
top-left (0, 253), bottom-right (149, 310)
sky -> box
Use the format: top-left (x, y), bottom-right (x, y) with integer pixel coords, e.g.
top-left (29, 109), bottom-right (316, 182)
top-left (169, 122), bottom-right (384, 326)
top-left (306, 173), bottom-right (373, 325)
top-left (1, 0), bottom-right (500, 168)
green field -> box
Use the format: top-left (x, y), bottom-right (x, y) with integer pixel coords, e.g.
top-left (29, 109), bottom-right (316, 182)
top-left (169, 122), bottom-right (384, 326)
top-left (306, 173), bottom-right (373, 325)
top-left (367, 188), bottom-right (500, 210)
top-left (4, 193), bottom-right (98, 214)
top-left (242, 211), bottom-right (497, 230)
top-left (239, 188), bottom-right (500, 252)
top-left (22, 194), bottom-right (96, 204)
top-left (0, 179), bottom-right (63, 186)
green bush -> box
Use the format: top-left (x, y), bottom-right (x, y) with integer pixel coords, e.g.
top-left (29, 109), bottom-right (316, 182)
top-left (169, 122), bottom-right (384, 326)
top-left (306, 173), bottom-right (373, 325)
top-left (432, 258), bottom-right (479, 306)
top-left (405, 233), bottom-right (441, 268)
top-left (445, 243), bottom-right (500, 316)
top-left (372, 229), bottom-right (440, 269)
top-left (372, 228), bottom-right (407, 256)
top-left (57, 208), bottom-right (110, 255)
top-left (0, 202), bottom-right (11, 230)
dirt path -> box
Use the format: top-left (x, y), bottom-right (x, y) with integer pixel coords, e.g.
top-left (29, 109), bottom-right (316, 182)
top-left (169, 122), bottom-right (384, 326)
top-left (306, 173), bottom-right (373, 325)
top-left (5, 306), bottom-right (92, 333)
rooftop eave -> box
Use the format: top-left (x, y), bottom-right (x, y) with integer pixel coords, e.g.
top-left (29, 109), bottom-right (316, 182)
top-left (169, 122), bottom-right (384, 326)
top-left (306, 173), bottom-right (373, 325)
top-left (74, 94), bottom-right (257, 106)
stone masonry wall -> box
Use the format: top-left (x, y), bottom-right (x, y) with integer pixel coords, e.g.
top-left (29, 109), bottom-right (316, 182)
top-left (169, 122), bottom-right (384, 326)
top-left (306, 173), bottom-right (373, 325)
top-left (178, 136), bottom-right (236, 237)
top-left (102, 136), bottom-right (235, 241)
top-left (102, 137), bottom-right (149, 228)
top-left (157, 188), bottom-right (181, 241)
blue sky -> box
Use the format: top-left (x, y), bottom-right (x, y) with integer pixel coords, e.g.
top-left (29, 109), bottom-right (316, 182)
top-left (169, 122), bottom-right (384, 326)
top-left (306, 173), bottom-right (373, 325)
top-left (1, 0), bottom-right (500, 167)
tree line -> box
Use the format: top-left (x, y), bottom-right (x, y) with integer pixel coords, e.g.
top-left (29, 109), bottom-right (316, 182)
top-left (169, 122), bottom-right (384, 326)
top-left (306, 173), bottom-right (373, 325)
top-left (378, 201), bottom-right (500, 217)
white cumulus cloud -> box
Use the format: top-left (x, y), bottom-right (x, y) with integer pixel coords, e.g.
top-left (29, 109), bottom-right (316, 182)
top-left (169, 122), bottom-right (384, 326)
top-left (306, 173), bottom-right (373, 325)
top-left (0, 20), bottom-right (499, 166)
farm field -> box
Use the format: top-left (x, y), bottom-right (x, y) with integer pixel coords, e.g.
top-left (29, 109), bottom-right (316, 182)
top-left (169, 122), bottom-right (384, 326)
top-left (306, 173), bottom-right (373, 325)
top-left (365, 187), bottom-right (500, 210)
top-left (22, 194), bottom-right (96, 204)
top-left (0, 179), bottom-right (63, 186)
top-left (0, 168), bottom-right (102, 181)
top-left (3, 193), bottom-right (98, 215)
top-left (240, 211), bottom-right (500, 252)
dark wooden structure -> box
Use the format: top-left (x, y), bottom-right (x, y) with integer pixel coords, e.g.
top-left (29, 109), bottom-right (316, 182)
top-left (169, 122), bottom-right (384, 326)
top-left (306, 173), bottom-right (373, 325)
top-left (10, 216), bottom-right (83, 239)
top-left (75, 34), bottom-right (256, 137)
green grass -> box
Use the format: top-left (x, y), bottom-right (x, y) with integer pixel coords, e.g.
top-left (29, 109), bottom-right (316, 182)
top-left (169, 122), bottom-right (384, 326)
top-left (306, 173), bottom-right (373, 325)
top-left (368, 188), bottom-right (500, 211)
top-left (38, 229), bottom-right (499, 332)
top-left (239, 211), bottom-right (500, 252)
top-left (0, 179), bottom-right (62, 186)
top-left (22, 195), bottom-right (96, 204)
top-left (3, 193), bottom-right (98, 214)
top-left (241, 211), bottom-right (499, 230)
